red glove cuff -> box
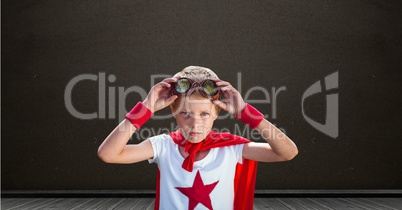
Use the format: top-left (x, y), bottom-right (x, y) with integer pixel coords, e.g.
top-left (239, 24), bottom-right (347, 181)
top-left (125, 102), bottom-right (153, 129)
top-left (235, 103), bottom-right (264, 129)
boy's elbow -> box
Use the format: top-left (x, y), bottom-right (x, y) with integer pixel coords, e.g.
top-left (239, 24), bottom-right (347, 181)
top-left (285, 147), bottom-right (298, 161)
top-left (97, 149), bottom-right (115, 163)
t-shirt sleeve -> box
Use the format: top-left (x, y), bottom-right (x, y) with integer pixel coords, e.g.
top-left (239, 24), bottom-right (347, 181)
top-left (148, 134), bottom-right (169, 164)
top-left (234, 143), bottom-right (245, 164)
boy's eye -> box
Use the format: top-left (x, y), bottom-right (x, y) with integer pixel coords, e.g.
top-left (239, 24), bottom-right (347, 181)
top-left (179, 111), bottom-right (209, 118)
top-left (180, 112), bottom-right (190, 116)
top-left (200, 112), bottom-right (209, 117)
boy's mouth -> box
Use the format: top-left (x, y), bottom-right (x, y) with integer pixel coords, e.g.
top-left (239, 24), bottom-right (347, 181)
top-left (188, 132), bottom-right (201, 136)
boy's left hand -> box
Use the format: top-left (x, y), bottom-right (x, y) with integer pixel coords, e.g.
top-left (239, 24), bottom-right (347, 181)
top-left (212, 80), bottom-right (246, 116)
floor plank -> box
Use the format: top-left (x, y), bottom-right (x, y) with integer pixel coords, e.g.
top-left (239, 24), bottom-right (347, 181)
top-left (1, 197), bottom-right (402, 209)
top-left (338, 198), bottom-right (374, 210)
top-left (352, 198), bottom-right (397, 210)
top-left (29, 198), bottom-right (64, 210)
top-left (37, 198), bottom-right (88, 210)
top-left (113, 198), bottom-right (141, 209)
top-left (69, 198), bottom-right (105, 210)
top-left (130, 198), bottom-right (154, 210)
top-left (145, 199), bottom-right (155, 210)
top-left (368, 198), bottom-right (402, 209)
top-left (276, 198), bottom-right (315, 210)
top-left (304, 198), bottom-right (335, 210)
top-left (2, 198), bottom-right (38, 209)
top-left (299, 198), bottom-right (362, 210)
top-left (290, 198), bottom-right (328, 210)
top-left (84, 198), bottom-right (116, 210)
top-left (254, 198), bottom-right (276, 210)
top-left (96, 198), bottom-right (126, 210)
top-left (258, 198), bottom-right (292, 209)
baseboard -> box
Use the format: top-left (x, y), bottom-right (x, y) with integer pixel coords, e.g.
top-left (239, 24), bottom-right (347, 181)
top-left (2, 190), bottom-right (402, 198)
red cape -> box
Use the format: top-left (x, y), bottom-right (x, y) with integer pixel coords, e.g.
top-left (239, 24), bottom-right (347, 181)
top-left (154, 130), bottom-right (258, 210)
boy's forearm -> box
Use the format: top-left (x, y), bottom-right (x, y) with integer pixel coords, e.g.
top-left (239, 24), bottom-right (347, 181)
top-left (255, 119), bottom-right (298, 160)
top-left (97, 119), bottom-right (137, 161)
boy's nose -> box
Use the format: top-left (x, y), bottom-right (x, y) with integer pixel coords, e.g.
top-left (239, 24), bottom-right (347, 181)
top-left (190, 124), bottom-right (204, 133)
top-left (189, 117), bottom-right (203, 127)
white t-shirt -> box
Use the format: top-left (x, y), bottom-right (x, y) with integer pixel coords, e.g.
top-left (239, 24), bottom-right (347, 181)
top-left (148, 133), bottom-right (245, 210)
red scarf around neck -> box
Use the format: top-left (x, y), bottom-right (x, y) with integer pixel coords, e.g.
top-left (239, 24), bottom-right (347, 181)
top-left (169, 129), bottom-right (251, 172)
top-left (154, 130), bottom-right (258, 210)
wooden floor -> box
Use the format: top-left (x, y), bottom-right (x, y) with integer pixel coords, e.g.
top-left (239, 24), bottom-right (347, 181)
top-left (2, 197), bottom-right (402, 210)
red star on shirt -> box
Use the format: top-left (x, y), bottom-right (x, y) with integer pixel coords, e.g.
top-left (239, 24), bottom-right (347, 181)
top-left (175, 171), bottom-right (219, 210)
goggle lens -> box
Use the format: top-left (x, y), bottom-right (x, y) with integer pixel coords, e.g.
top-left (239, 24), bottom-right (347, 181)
top-left (175, 78), bottom-right (191, 94)
top-left (203, 80), bottom-right (218, 95)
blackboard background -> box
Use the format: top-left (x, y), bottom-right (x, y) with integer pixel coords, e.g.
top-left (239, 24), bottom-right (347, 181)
top-left (2, 0), bottom-right (401, 191)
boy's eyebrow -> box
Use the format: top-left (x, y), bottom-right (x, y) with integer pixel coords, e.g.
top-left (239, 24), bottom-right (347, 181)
top-left (179, 109), bottom-right (211, 113)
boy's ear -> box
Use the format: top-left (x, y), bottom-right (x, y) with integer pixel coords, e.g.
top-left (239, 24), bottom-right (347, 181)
top-left (212, 106), bottom-right (221, 120)
top-left (215, 107), bottom-right (221, 118)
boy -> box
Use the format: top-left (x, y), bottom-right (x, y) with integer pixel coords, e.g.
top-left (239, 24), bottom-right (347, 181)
top-left (98, 66), bottom-right (298, 210)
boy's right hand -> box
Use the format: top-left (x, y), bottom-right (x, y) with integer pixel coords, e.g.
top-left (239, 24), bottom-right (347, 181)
top-left (142, 77), bottom-right (179, 113)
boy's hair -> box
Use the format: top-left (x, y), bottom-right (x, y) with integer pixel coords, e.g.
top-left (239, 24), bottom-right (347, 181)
top-left (173, 66), bottom-right (220, 81)
top-left (171, 66), bottom-right (221, 115)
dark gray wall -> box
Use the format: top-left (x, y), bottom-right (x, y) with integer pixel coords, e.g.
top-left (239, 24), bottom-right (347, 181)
top-left (2, 0), bottom-right (401, 190)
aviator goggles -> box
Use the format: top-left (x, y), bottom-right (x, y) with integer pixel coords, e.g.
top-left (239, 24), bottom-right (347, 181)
top-left (170, 77), bottom-right (220, 98)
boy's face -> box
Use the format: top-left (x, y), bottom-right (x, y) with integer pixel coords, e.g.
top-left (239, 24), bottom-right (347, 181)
top-left (170, 95), bottom-right (218, 143)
